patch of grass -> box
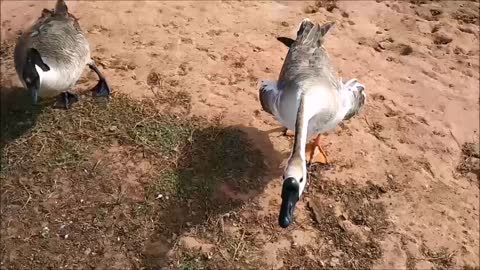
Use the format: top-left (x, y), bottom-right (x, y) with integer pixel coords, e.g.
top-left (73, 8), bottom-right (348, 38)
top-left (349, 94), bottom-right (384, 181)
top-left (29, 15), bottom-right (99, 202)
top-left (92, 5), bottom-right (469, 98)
top-left (131, 116), bottom-right (192, 156)
top-left (178, 127), bottom-right (263, 197)
top-left (1, 93), bottom-right (194, 177)
top-left (281, 246), bottom-right (321, 269)
top-left (456, 142), bottom-right (479, 185)
top-left (94, 207), bottom-right (109, 223)
top-left (146, 169), bottom-right (180, 198)
top-left (461, 142), bottom-right (480, 159)
top-left (0, 93), bottom-right (266, 270)
top-left (178, 252), bottom-right (206, 270)
top-left (131, 202), bottom-right (154, 218)
top-left (147, 70), bottom-right (192, 113)
top-left (421, 244), bottom-right (457, 270)
top-left (406, 251), bottom-right (417, 270)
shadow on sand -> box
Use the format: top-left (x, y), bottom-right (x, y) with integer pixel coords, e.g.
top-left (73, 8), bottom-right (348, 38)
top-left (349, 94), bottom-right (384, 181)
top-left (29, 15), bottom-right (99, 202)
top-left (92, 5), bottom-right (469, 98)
top-left (0, 85), bottom-right (45, 148)
top-left (141, 124), bottom-right (284, 268)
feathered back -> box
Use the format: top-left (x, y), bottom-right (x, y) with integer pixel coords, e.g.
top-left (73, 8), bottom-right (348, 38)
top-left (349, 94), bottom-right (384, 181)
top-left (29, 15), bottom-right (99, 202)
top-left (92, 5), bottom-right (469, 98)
top-left (276, 20), bottom-right (335, 49)
top-left (296, 20), bottom-right (334, 47)
top-left (14, 0), bottom-right (89, 77)
top-left (277, 19), bottom-right (338, 91)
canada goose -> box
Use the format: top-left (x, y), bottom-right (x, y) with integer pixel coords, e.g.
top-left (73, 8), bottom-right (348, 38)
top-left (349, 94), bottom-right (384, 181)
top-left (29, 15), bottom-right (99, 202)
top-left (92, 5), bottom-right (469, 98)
top-left (259, 19), bottom-right (366, 228)
top-left (14, 0), bottom-right (110, 109)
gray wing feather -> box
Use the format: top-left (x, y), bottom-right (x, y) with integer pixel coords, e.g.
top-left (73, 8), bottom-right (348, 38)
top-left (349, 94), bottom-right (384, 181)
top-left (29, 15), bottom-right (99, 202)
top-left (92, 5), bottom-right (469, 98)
top-left (259, 80), bottom-right (278, 116)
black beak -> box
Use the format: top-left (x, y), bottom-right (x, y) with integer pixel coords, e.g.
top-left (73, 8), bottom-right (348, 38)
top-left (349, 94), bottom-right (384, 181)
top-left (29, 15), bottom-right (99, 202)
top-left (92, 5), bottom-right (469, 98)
top-left (24, 74), bottom-right (40, 105)
top-left (278, 177), bottom-right (300, 228)
top-left (30, 85), bottom-right (39, 105)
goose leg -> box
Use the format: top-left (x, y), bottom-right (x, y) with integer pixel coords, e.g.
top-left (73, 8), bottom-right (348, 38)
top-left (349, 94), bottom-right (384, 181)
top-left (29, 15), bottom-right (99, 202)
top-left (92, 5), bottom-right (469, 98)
top-left (54, 91), bottom-right (79, 109)
top-left (305, 134), bottom-right (329, 164)
top-left (88, 62), bottom-right (111, 97)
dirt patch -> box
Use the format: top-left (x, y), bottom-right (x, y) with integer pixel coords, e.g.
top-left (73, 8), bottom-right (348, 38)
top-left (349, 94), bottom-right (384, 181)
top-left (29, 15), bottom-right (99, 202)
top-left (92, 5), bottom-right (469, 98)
top-left (307, 179), bottom-right (390, 269)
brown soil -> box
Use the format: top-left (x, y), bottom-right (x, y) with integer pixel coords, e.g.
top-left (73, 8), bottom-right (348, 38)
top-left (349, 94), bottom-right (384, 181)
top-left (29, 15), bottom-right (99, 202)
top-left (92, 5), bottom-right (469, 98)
top-left (1, 1), bottom-right (479, 270)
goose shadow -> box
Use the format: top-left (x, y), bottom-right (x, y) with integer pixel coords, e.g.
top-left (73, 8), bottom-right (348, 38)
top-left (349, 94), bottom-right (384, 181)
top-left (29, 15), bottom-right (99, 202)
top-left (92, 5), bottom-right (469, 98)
top-left (142, 124), bottom-right (284, 269)
top-left (0, 85), bottom-right (45, 150)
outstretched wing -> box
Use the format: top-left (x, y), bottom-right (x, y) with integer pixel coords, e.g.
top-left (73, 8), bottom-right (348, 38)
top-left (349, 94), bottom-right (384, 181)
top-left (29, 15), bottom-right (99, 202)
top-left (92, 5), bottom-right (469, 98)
top-left (259, 80), bottom-right (279, 116)
top-left (341, 78), bottom-right (366, 120)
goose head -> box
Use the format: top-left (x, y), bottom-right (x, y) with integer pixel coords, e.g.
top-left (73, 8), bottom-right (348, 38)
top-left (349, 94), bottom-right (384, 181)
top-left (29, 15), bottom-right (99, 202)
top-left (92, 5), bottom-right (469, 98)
top-left (23, 48), bottom-right (50, 104)
top-left (342, 78), bottom-right (366, 121)
top-left (279, 156), bottom-right (307, 228)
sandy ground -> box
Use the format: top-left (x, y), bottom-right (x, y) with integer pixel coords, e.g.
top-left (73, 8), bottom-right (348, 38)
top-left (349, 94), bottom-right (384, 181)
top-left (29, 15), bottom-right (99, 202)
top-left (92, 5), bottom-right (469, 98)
top-left (1, 1), bottom-right (479, 269)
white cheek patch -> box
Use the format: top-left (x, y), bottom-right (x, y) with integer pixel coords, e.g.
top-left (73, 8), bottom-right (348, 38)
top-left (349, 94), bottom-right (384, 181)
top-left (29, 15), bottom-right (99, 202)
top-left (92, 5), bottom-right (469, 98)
top-left (34, 64), bottom-right (66, 94)
top-left (34, 64), bottom-right (45, 84)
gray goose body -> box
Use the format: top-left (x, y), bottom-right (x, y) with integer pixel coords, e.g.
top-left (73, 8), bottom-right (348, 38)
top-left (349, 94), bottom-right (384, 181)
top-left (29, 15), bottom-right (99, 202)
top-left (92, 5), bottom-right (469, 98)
top-left (259, 19), bottom-right (366, 228)
top-left (14, 0), bottom-right (110, 108)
